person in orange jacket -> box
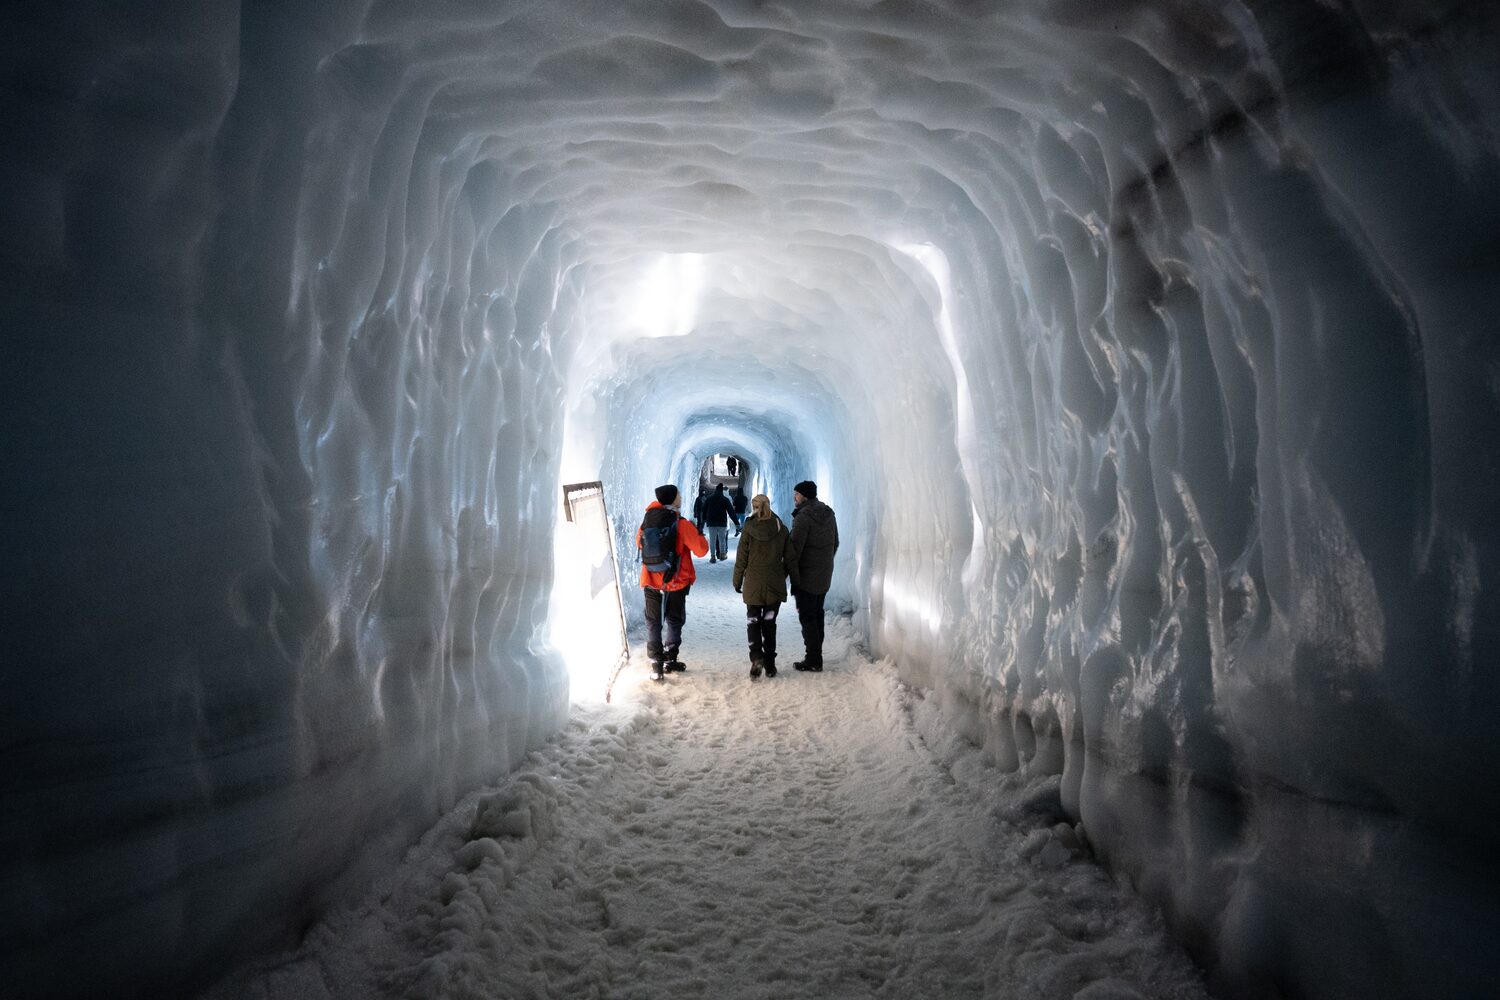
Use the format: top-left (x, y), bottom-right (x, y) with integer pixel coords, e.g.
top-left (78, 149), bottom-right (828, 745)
top-left (636, 484), bottom-right (709, 680)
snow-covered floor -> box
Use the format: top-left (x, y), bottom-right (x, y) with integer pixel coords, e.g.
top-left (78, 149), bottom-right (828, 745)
top-left (207, 540), bottom-right (1209, 999)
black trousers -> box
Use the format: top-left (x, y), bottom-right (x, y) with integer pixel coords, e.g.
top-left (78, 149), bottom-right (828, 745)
top-left (794, 588), bottom-right (825, 665)
top-left (644, 586), bottom-right (689, 662)
top-left (745, 603), bottom-right (781, 663)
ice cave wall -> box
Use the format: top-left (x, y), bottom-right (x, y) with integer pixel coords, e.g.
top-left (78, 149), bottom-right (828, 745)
top-left (5, 1), bottom-right (1500, 998)
top-left (3, 4), bottom-right (585, 995)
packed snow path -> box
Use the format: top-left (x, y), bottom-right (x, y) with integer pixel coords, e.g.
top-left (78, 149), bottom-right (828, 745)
top-left (209, 542), bottom-right (1208, 999)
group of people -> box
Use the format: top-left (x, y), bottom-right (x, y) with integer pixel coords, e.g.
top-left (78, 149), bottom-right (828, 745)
top-left (692, 483), bottom-right (747, 562)
top-left (636, 480), bottom-right (839, 682)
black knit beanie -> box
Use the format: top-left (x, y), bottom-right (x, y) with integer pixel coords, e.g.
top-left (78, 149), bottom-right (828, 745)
top-left (655, 484), bottom-right (679, 505)
top-left (794, 480), bottom-right (817, 499)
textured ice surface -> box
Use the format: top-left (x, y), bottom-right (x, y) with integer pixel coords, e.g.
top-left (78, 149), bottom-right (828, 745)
top-left (204, 579), bottom-right (1209, 1000)
top-left (4, 1), bottom-right (1500, 997)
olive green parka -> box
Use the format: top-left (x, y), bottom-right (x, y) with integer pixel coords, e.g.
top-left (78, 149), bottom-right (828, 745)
top-left (733, 513), bottom-right (791, 606)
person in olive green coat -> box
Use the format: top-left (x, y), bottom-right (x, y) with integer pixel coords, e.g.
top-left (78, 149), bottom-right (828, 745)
top-left (732, 494), bottom-right (791, 679)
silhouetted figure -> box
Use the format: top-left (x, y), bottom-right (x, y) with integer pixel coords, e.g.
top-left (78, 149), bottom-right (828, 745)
top-left (726, 455), bottom-right (739, 477)
top-left (731, 487), bottom-right (748, 535)
top-left (701, 483), bottom-right (736, 562)
top-left (788, 480), bottom-right (838, 671)
top-left (693, 487), bottom-right (708, 531)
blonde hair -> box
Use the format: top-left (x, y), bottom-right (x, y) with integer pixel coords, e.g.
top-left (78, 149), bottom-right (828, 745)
top-left (751, 494), bottom-right (774, 521)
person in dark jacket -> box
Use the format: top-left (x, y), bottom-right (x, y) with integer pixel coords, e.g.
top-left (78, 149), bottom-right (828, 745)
top-left (787, 480), bottom-right (838, 671)
top-left (701, 483), bottom-right (736, 563)
top-left (731, 487), bottom-right (749, 536)
top-left (732, 494), bottom-right (791, 679)
top-left (636, 485), bottom-right (709, 681)
top-left (693, 487), bottom-right (708, 532)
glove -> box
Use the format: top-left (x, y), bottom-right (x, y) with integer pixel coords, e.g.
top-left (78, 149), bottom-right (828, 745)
top-left (734, 584), bottom-right (742, 594)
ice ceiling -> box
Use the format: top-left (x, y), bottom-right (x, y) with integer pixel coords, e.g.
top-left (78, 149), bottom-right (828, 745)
top-left (4, 1), bottom-right (1499, 997)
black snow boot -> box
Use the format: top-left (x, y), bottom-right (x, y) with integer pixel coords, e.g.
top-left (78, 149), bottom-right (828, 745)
top-left (764, 658), bottom-right (777, 678)
top-left (650, 661), bottom-right (666, 682)
top-left (750, 659), bottom-right (763, 679)
top-left (793, 660), bottom-right (823, 672)
top-left (666, 659), bottom-right (686, 673)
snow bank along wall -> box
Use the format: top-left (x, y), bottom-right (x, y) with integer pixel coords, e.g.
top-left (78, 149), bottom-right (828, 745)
top-left (5, 1), bottom-right (1499, 997)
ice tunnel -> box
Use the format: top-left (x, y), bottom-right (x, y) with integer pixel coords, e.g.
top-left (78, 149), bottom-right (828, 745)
top-left (4, 1), bottom-right (1499, 997)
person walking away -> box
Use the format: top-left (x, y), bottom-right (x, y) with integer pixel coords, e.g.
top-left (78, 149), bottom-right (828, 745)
top-left (693, 487), bottom-right (708, 532)
top-left (787, 480), bottom-right (838, 671)
top-left (731, 487), bottom-right (749, 536)
top-left (701, 483), bottom-right (735, 563)
top-left (733, 494), bottom-right (791, 679)
top-left (637, 484), bottom-right (709, 681)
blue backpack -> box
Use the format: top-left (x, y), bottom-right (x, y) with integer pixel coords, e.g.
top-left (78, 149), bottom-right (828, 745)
top-left (640, 512), bottom-right (681, 583)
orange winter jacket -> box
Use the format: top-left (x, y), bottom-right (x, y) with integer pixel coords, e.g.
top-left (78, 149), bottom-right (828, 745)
top-left (636, 501), bottom-right (709, 591)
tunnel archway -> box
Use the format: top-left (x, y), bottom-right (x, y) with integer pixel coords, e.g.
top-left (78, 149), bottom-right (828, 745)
top-left (694, 451), bottom-right (751, 494)
top-left (5, 2), bottom-right (1500, 998)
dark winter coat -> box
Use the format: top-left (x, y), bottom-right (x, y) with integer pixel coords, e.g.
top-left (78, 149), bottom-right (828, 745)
top-left (702, 489), bottom-right (736, 528)
top-left (787, 498), bottom-right (838, 595)
top-left (732, 490), bottom-right (748, 515)
top-left (733, 514), bottom-right (790, 606)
